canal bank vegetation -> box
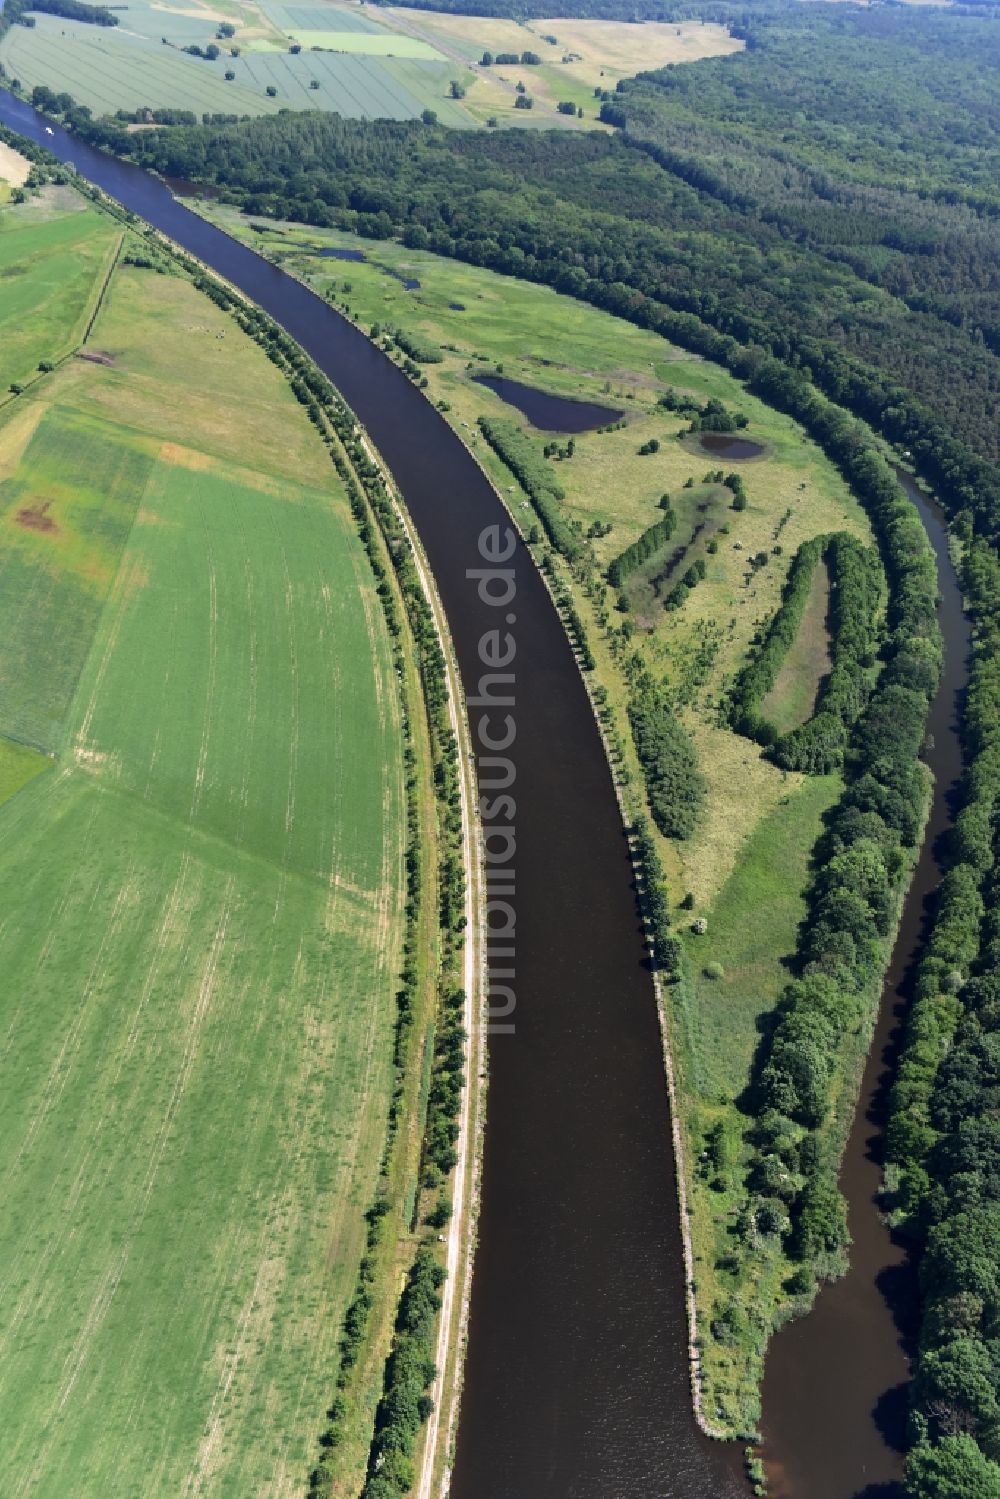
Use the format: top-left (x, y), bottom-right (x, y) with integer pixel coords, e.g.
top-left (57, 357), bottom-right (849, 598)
top-left (882, 536), bottom-right (1000, 1498)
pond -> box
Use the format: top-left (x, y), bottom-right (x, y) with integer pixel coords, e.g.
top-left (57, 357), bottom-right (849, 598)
top-left (693, 431), bottom-right (766, 460)
top-left (472, 373), bottom-right (623, 433)
top-left (316, 248), bottom-right (420, 289)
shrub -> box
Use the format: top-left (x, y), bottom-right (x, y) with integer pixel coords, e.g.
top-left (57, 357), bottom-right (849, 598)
top-left (628, 682), bottom-right (706, 840)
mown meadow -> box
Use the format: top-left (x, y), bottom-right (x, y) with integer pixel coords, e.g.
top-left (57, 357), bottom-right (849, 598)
top-left (0, 190), bottom-right (412, 1498)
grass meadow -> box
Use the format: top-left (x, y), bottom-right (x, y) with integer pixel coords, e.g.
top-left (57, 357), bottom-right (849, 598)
top-left (0, 197), bottom-right (407, 1497)
top-left (760, 556), bottom-right (832, 734)
top-left (0, 198), bottom-right (119, 393)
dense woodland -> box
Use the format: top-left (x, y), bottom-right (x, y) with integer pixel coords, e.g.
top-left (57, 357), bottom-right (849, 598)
top-left (8, 2), bottom-right (1000, 1491)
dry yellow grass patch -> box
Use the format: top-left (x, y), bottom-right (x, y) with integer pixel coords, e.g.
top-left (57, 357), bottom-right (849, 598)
top-left (530, 17), bottom-right (742, 84)
top-left (682, 719), bottom-right (804, 909)
top-left (0, 400), bottom-right (47, 476)
top-left (380, 8), bottom-right (544, 54)
top-left (0, 142), bottom-right (30, 188)
top-left (159, 440), bottom-right (214, 470)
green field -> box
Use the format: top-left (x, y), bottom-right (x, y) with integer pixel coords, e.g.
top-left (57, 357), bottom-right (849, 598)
top-left (0, 198), bottom-right (119, 394)
top-left (0, 734), bottom-right (49, 803)
top-left (0, 197), bottom-right (408, 1497)
top-left (0, 4), bottom-right (472, 120)
top-left (760, 555), bottom-right (832, 734)
top-left (680, 772), bottom-right (841, 1099)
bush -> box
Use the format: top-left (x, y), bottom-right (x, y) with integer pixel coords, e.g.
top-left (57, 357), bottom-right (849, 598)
top-left (477, 416), bottom-right (580, 561)
top-left (390, 326), bottom-right (443, 364)
top-left (607, 510), bottom-right (675, 588)
top-left (628, 681), bottom-right (705, 840)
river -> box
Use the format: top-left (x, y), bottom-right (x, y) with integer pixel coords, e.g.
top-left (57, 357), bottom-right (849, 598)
top-left (760, 473), bottom-right (970, 1499)
top-left (0, 90), bottom-right (972, 1499)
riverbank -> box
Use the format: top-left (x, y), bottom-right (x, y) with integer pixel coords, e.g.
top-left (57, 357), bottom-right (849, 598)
top-left (358, 427), bottom-right (487, 1499)
top-left (760, 472), bottom-right (972, 1499)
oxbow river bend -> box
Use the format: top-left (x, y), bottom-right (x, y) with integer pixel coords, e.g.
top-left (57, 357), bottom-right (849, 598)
top-left (0, 89), bottom-right (970, 1499)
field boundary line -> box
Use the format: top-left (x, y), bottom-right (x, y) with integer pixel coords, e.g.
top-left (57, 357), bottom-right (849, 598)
top-left (0, 221), bottom-right (123, 417)
top-left (80, 228), bottom-right (124, 345)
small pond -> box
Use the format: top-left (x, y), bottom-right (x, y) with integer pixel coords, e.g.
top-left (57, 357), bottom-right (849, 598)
top-left (692, 430), bottom-right (766, 460)
top-left (317, 247), bottom-right (367, 262)
top-left (472, 373), bottom-right (623, 433)
top-left (316, 248), bottom-right (420, 288)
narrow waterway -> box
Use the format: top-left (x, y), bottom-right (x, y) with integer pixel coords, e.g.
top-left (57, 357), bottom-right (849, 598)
top-left (760, 473), bottom-right (971, 1499)
top-left (469, 372), bottom-right (623, 430)
top-left (0, 93), bottom-right (747, 1497)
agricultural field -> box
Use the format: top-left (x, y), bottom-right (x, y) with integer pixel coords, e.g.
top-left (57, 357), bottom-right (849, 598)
top-left (0, 193), bottom-right (411, 1497)
top-left (0, 138), bottom-right (30, 204)
top-left (0, 0), bottom-right (472, 121)
top-left (378, 9), bottom-right (742, 126)
top-left (0, 194), bottom-right (119, 392)
top-left (0, 0), bottom-right (738, 125)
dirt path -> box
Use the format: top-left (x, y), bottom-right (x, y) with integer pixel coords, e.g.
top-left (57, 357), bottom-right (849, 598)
top-left (357, 434), bottom-right (485, 1499)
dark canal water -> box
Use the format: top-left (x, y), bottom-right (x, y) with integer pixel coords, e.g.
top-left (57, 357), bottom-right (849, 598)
top-left (760, 472), bottom-right (970, 1499)
top-left (0, 93), bottom-right (971, 1499)
top-left (0, 92), bottom-right (745, 1498)
top-left (471, 372), bottom-right (623, 432)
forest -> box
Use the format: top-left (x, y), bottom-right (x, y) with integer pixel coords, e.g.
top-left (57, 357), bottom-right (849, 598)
top-left (10, 3), bottom-right (1000, 1491)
